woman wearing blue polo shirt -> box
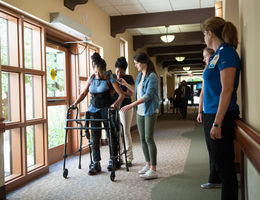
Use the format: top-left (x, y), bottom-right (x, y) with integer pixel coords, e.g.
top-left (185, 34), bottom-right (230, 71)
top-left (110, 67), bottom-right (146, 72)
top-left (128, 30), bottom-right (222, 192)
top-left (71, 53), bottom-right (124, 175)
top-left (121, 52), bottom-right (159, 180)
top-left (202, 17), bottom-right (240, 200)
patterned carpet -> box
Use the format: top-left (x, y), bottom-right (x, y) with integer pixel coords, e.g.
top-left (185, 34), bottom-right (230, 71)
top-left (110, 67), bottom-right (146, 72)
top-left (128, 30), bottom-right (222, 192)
top-left (7, 114), bottom-right (196, 200)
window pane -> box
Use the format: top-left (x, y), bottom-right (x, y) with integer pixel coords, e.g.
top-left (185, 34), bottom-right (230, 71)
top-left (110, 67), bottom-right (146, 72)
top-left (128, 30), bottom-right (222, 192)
top-left (26, 126), bottom-right (35, 167)
top-left (24, 22), bottom-right (41, 70)
top-left (46, 47), bottom-right (66, 97)
top-left (25, 75), bottom-right (34, 120)
top-left (1, 71), bottom-right (20, 122)
top-left (25, 74), bottom-right (42, 120)
top-left (0, 17), bottom-right (8, 65)
top-left (4, 128), bottom-right (22, 179)
top-left (78, 45), bottom-right (87, 77)
top-left (4, 130), bottom-right (11, 177)
top-left (0, 13), bottom-right (18, 66)
top-left (48, 105), bottom-right (66, 148)
top-left (24, 27), bottom-right (33, 69)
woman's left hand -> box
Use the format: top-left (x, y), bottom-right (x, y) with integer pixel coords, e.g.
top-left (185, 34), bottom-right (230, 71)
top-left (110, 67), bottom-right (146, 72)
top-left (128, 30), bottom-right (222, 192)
top-left (210, 126), bottom-right (222, 140)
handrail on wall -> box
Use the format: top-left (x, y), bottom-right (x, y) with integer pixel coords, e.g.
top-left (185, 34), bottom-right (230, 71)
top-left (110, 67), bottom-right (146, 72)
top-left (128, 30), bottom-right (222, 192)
top-left (235, 119), bottom-right (260, 175)
top-left (235, 119), bottom-right (260, 200)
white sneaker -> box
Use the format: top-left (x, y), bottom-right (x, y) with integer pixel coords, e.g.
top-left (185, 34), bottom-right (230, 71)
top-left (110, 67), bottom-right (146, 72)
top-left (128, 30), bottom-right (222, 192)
top-left (138, 165), bottom-right (150, 174)
top-left (139, 169), bottom-right (158, 180)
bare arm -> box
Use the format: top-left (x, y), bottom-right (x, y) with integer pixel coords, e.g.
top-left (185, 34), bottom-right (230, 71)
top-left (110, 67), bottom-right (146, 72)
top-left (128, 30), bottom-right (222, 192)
top-left (197, 81), bottom-right (204, 123)
top-left (210, 67), bottom-right (236, 139)
top-left (111, 82), bottom-right (125, 109)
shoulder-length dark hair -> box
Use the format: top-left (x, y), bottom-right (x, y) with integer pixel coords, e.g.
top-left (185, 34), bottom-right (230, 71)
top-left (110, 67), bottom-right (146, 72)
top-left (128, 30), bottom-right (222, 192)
top-left (134, 52), bottom-right (157, 76)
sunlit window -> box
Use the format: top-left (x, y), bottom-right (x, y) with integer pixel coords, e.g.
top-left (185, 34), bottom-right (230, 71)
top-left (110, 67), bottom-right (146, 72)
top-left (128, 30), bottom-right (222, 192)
top-left (48, 105), bottom-right (66, 148)
top-left (46, 47), bottom-right (66, 97)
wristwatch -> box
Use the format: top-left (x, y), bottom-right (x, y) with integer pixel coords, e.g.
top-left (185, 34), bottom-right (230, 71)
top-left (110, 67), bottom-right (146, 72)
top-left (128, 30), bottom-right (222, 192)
top-left (213, 123), bottom-right (221, 128)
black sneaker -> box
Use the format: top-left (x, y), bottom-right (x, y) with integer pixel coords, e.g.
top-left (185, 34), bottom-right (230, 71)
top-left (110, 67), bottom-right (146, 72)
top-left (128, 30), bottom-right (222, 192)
top-left (88, 161), bottom-right (101, 175)
top-left (107, 160), bottom-right (121, 171)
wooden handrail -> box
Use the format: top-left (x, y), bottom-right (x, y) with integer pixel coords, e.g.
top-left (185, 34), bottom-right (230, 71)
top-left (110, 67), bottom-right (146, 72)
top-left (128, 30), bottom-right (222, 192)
top-left (235, 119), bottom-right (260, 175)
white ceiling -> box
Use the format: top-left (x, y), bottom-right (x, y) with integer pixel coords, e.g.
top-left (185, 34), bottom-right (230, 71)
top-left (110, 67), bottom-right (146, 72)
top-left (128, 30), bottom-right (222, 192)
top-left (127, 23), bottom-right (201, 36)
top-left (92, 0), bottom-right (217, 16)
top-left (92, 0), bottom-right (217, 35)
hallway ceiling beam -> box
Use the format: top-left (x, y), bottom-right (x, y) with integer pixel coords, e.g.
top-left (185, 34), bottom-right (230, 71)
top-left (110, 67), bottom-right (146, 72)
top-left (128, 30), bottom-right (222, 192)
top-left (110, 8), bottom-right (215, 37)
top-left (163, 60), bottom-right (203, 68)
top-left (157, 53), bottom-right (203, 64)
top-left (133, 31), bottom-right (204, 50)
top-left (147, 44), bottom-right (206, 57)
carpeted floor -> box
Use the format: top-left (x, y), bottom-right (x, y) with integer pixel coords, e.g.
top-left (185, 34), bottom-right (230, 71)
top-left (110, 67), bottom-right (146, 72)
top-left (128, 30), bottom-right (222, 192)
top-left (151, 125), bottom-right (221, 200)
top-left (6, 113), bottom-right (226, 200)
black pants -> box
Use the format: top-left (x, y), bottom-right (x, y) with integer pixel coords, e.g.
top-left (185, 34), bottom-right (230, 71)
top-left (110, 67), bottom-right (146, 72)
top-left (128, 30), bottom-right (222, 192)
top-left (203, 116), bottom-right (222, 184)
top-left (90, 108), bottom-right (119, 162)
top-left (203, 111), bottom-right (238, 200)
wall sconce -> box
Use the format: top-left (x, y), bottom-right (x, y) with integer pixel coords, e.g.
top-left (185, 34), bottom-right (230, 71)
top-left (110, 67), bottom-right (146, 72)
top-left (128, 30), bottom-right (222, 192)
top-left (160, 26), bottom-right (175, 43)
top-left (175, 56), bottom-right (185, 62)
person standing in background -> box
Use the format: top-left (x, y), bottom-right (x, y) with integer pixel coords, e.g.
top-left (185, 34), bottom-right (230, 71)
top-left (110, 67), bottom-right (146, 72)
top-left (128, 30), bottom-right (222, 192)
top-left (179, 80), bottom-right (191, 118)
top-left (121, 52), bottom-right (159, 180)
top-left (201, 16), bottom-right (241, 200)
top-left (197, 47), bottom-right (222, 189)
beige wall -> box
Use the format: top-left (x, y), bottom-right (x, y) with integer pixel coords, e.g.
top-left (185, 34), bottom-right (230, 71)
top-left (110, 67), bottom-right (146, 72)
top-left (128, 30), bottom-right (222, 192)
top-left (167, 75), bottom-right (175, 99)
top-left (223, 0), bottom-right (242, 115)
top-left (238, 0), bottom-right (260, 199)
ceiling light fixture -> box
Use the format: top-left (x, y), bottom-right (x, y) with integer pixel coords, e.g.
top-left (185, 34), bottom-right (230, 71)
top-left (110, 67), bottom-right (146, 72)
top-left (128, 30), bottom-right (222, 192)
top-left (175, 56), bottom-right (185, 62)
top-left (183, 66), bottom-right (191, 71)
top-left (160, 26), bottom-right (175, 43)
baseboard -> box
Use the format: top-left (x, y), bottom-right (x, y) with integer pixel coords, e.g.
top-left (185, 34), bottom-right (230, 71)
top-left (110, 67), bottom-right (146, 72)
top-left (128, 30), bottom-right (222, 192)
top-left (0, 185), bottom-right (6, 200)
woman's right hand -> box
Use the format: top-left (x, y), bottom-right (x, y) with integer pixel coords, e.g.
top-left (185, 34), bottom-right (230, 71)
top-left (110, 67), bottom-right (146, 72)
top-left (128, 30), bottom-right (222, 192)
top-left (70, 103), bottom-right (77, 109)
top-left (197, 113), bottom-right (203, 123)
top-left (117, 78), bottom-right (127, 86)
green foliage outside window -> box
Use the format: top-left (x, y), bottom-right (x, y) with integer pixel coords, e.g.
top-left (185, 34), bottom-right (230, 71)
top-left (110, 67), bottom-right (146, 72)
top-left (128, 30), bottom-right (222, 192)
top-left (0, 17), bottom-right (8, 65)
top-left (48, 105), bottom-right (66, 149)
top-left (46, 50), bottom-right (65, 97)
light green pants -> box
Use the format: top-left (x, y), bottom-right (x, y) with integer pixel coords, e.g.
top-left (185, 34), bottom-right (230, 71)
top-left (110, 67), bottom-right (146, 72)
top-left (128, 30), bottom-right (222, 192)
top-left (137, 113), bottom-right (158, 166)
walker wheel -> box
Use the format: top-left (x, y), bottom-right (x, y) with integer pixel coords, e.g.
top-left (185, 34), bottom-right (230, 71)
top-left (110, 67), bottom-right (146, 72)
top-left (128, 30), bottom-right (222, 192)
top-left (110, 171), bottom-right (115, 181)
top-left (63, 169), bottom-right (68, 178)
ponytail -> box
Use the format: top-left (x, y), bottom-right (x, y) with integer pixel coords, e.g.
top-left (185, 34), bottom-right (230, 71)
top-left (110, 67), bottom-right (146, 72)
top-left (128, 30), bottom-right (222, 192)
top-left (222, 22), bottom-right (238, 49)
top-left (202, 17), bottom-right (238, 49)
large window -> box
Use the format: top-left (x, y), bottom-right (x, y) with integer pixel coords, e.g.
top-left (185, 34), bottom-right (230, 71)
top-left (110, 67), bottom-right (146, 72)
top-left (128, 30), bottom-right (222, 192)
top-left (1, 9), bottom-right (46, 184)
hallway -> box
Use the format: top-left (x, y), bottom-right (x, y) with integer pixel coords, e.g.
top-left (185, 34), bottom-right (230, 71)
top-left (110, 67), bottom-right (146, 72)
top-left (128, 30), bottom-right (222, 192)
top-left (6, 114), bottom-right (227, 200)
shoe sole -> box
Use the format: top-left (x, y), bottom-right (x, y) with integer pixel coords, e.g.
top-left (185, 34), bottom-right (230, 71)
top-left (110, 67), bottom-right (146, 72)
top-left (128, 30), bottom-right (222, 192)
top-left (88, 170), bottom-right (101, 176)
top-left (143, 176), bottom-right (158, 180)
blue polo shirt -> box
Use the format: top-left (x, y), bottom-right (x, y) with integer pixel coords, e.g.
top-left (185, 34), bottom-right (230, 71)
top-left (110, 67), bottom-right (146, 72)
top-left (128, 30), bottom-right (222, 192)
top-left (203, 43), bottom-right (241, 114)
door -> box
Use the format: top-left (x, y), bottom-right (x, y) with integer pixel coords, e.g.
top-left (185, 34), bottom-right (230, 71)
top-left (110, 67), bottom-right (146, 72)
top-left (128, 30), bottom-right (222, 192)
top-left (46, 43), bottom-right (69, 164)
